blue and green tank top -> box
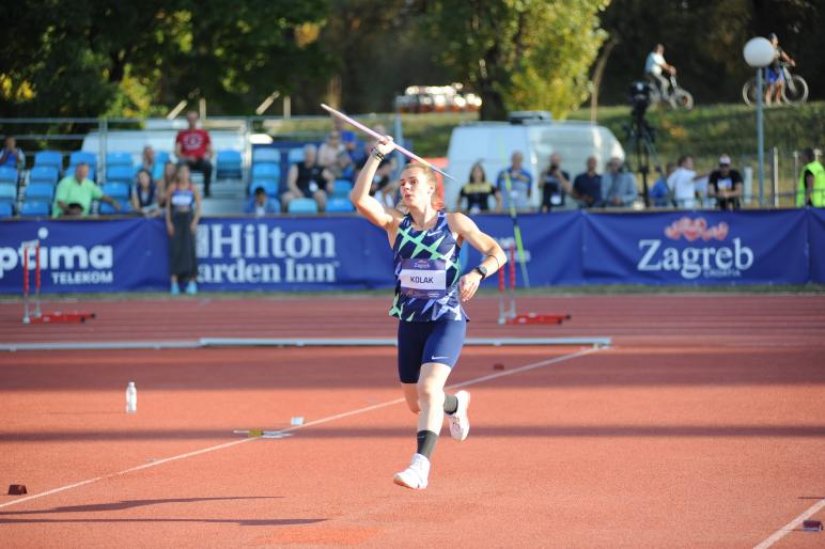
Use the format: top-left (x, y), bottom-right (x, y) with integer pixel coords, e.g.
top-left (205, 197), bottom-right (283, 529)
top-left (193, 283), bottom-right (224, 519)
top-left (389, 211), bottom-right (466, 322)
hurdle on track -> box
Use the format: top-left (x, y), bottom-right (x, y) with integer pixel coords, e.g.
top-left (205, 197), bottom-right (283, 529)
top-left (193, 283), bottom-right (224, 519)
top-left (497, 243), bottom-right (572, 326)
top-left (20, 239), bottom-right (96, 325)
top-left (21, 240), bottom-right (42, 324)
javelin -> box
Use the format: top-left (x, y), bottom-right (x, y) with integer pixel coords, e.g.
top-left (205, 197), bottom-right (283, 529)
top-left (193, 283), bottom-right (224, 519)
top-left (320, 103), bottom-right (456, 182)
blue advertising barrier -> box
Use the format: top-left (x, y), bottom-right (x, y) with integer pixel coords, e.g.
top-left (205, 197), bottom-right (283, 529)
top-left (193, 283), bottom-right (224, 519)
top-left (0, 218), bottom-right (168, 294)
top-left (582, 210), bottom-right (810, 284)
top-left (0, 209), bottom-right (822, 294)
top-left (808, 208), bottom-right (825, 283)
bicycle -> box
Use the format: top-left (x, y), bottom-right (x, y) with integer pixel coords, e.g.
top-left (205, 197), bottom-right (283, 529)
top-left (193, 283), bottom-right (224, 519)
top-left (646, 74), bottom-right (694, 110)
top-left (742, 62), bottom-right (808, 106)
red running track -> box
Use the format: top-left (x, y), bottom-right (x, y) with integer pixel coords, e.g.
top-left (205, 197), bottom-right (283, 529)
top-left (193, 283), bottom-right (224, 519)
top-left (1, 293), bottom-right (824, 548)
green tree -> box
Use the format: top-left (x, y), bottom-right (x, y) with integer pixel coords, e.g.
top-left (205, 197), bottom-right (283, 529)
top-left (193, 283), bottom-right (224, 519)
top-left (0, 0), bottom-right (334, 117)
top-left (420, 0), bottom-right (610, 120)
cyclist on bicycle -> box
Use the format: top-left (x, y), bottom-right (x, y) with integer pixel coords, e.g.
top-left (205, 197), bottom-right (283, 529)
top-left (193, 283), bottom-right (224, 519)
top-left (765, 33), bottom-right (796, 106)
top-left (644, 44), bottom-right (677, 97)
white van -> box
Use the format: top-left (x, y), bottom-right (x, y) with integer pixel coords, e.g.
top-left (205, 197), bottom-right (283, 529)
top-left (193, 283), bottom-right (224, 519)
top-left (445, 118), bottom-right (625, 210)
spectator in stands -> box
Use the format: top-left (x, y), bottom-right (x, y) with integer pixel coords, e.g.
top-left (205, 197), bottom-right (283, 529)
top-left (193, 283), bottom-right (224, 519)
top-left (174, 111), bottom-right (213, 197)
top-left (649, 163), bottom-right (675, 207)
top-left (244, 186), bottom-right (279, 217)
top-left (538, 153), bottom-right (571, 212)
top-left (318, 131), bottom-right (345, 169)
top-left (370, 156), bottom-right (398, 208)
top-left (282, 144), bottom-right (333, 212)
top-left (140, 145), bottom-right (156, 174)
top-left (797, 147), bottom-right (825, 208)
top-left (708, 155), bottom-right (744, 211)
top-left (332, 114), bottom-right (361, 162)
top-left (496, 151), bottom-right (533, 212)
top-left (131, 168), bottom-right (160, 216)
top-left (156, 160), bottom-right (177, 208)
top-left (667, 155), bottom-right (706, 209)
top-left (329, 150), bottom-right (355, 182)
top-left (165, 164), bottom-right (201, 295)
top-left (52, 163), bottom-right (120, 218)
top-left (0, 136), bottom-right (25, 170)
top-left (457, 162), bottom-right (499, 214)
top-left (572, 156), bottom-right (602, 208)
top-left (601, 157), bottom-right (638, 207)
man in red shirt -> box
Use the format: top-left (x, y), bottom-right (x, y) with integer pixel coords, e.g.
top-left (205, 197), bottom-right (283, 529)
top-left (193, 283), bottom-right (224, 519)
top-left (175, 111), bottom-right (214, 197)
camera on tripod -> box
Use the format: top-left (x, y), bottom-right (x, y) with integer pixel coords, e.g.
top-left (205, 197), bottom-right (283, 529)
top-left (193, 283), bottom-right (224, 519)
top-left (629, 81), bottom-right (652, 119)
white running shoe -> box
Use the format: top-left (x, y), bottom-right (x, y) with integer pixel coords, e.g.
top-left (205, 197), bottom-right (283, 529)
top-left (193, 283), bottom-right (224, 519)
top-left (448, 390), bottom-right (471, 441)
top-left (393, 453), bottom-right (430, 490)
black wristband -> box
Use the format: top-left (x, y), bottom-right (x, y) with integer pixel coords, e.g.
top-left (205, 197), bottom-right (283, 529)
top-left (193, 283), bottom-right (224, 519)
top-left (371, 150), bottom-right (385, 161)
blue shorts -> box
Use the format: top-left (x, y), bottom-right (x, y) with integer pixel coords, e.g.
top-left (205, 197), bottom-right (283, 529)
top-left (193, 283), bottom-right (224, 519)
top-left (765, 67), bottom-right (784, 84)
top-left (397, 319), bottom-right (467, 384)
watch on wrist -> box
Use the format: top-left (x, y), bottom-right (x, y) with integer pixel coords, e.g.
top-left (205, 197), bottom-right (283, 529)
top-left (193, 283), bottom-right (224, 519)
top-left (473, 265), bottom-right (488, 280)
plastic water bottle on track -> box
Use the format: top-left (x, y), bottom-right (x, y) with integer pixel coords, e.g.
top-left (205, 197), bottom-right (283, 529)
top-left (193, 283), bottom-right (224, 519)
top-left (125, 381), bottom-right (137, 414)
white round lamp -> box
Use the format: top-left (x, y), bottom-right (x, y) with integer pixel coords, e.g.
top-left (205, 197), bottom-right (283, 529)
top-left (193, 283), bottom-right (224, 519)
top-left (743, 37), bottom-right (774, 68)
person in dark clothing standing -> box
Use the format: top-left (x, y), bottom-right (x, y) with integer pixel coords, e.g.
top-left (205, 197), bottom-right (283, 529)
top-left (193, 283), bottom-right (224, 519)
top-left (708, 155), bottom-right (744, 211)
top-left (572, 156), bottom-right (602, 208)
top-left (539, 153), bottom-right (571, 212)
top-left (166, 165), bottom-right (201, 295)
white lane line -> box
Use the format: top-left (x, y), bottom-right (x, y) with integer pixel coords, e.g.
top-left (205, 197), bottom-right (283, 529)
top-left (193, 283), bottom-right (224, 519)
top-left (0, 346), bottom-right (603, 510)
top-left (268, 346), bottom-right (602, 437)
top-left (753, 498), bottom-right (825, 549)
top-left (0, 438), bottom-right (253, 510)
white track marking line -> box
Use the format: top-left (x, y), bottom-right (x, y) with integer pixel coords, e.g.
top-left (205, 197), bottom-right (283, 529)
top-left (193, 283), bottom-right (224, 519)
top-left (0, 438), bottom-right (253, 510)
top-left (753, 498), bottom-right (825, 548)
top-left (0, 346), bottom-right (602, 510)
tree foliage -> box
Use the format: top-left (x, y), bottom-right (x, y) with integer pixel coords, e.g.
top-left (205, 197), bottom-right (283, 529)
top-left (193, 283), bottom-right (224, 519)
top-left (0, 0), bottom-right (332, 117)
top-left (1, 0), bottom-right (821, 118)
top-left (419, 0), bottom-right (610, 120)
top-left (598, 0), bottom-right (825, 106)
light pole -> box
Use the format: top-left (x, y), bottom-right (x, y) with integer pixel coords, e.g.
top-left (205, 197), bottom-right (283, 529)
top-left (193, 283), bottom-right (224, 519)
top-left (743, 37), bottom-right (775, 207)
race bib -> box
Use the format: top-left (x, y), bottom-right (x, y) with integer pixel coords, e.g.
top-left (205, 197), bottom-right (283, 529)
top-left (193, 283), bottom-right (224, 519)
top-left (399, 258), bottom-right (447, 299)
top-left (171, 193), bottom-right (192, 207)
top-left (718, 177), bottom-right (732, 190)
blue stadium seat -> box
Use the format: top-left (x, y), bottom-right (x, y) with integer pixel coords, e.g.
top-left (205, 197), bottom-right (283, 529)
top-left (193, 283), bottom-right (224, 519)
top-left (29, 166), bottom-right (59, 186)
top-left (24, 183), bottom-right (55, 201)
top-left (0, 166), bottom-right (18, 185)
top-left (106, 151), bottom-right (134, 168)
top-left (102, 182), bottom-right (130, 201)
top-left (19, 200), bottom-right (50, 218)
top-left (287, 197), bottom-right (318, 214)
top-left (216, 150), bottom-right (243, 180)
top-left (106, 165), bottom-right (134, 185)
top-left (251, 163), bottom-right (280, 183)
top-left (0, 183), bottom-right (17, 203)
top-left (69, 151), bottom-right (97, 170)
top-left (287, 148), bottom-right (305, 164)
top-left (248, 180), bottom-right (279, 198)
top-left (326, 197), bottom-right (355, 213)
top-left (0, 201), bottom-right (13, 218)
top-left (34, 150), bottom-right (63, 171)
top-left (331, 179), bottom-right (353, 198)
top-left (99, 201), bottom-right (131, 215)
top-left (252, 148), bottom-right (281, 165)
